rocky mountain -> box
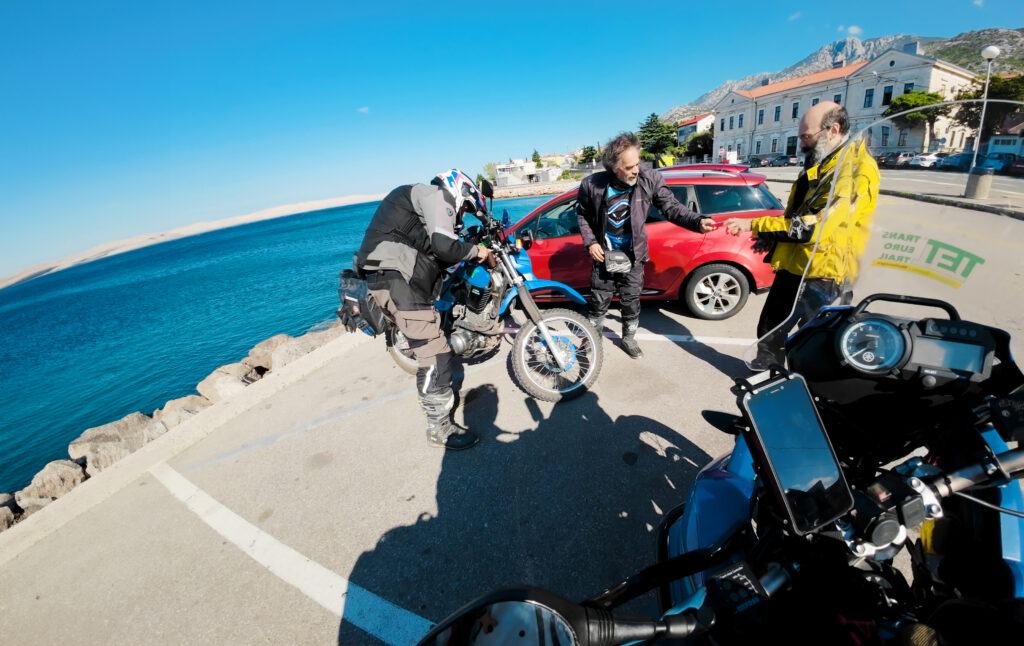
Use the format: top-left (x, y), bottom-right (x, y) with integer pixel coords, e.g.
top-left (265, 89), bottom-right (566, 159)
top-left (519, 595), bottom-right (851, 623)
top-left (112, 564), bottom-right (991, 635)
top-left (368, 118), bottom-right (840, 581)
top-left (661, 28), bottom-right (1024, 124)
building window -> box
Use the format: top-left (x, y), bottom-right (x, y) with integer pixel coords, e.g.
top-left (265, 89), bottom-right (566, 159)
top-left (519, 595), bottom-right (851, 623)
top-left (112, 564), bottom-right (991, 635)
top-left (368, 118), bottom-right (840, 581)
top-left (792, 102), bottom-right (799, 119)
top-left (727, 144), bottom-right (732, 151)
top-left (786, 136), bottom-right (797, 156)
top-left (774, 106), bottom-right (781, 121)
top-left (834, 93), bottom-right (842, 104)
top-left (738, 114), bottom-right (744, 128)
top-left (882, 85), bottom-right (893, 105)
top-left (758, 109), bottom-right (764, 125)
top-left (881, 125), bottom-right (890, 147)
top-left (721, 118), bottom-right (725, 131)
top-left (812, 98), bottom-right (819, 106)
top-left (864, 88), bottom-right (874, 108)
top-left (771, 138), bottom-right (778, 153)
top-left (904, 83), bottom-right (914, 94)
top-left (898, 130), bottom-right (908, 147)
top-left (756, 140), bottom-right (762, 154)
top-left (737, 143), bottom-right (742, 156)
top-left (729, 116), bottom-right (734, 129)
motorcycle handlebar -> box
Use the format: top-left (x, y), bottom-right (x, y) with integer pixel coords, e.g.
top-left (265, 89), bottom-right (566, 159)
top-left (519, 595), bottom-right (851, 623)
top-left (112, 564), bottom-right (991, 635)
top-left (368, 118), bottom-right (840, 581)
top-left (928, 448), bottom-right (1024, 498)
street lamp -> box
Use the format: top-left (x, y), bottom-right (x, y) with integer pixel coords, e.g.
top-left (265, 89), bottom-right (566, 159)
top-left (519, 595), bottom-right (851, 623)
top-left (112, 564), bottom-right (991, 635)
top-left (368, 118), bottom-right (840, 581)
top-left (969, 45), bottom-right (1001, 171)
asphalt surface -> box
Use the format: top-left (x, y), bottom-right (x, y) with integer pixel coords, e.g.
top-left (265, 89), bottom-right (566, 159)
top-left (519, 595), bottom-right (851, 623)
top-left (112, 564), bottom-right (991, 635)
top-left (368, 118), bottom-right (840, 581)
top-left (1, 191), bottom-right (1023, 645)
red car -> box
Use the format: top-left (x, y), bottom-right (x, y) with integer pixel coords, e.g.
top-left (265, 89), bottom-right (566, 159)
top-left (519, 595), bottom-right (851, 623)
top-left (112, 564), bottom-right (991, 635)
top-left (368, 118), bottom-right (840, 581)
top-left (1003, 158), bottom-right (1024, 177)
top-left (507, 169), bottom-right (782, 320)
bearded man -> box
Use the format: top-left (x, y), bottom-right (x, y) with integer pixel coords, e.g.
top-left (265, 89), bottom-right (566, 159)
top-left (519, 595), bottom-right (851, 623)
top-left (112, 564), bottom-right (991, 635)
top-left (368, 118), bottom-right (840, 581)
top-left (725, 101), bottom-right (879, 368)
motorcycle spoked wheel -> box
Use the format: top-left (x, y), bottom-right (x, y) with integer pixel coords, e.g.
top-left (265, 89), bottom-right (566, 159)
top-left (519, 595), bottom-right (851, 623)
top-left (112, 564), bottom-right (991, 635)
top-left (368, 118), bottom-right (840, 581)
top-left (386, 325), bottom-right (418, 375)
top-left (510, 308), bottom-right (603, 402)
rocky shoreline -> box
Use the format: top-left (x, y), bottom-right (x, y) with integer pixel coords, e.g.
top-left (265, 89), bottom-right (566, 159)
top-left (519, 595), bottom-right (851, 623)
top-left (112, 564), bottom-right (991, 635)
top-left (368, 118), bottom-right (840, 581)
top-left (0, 320), bottom-right (348, 533)
top-left (493, 179), bottom-right (581, 200)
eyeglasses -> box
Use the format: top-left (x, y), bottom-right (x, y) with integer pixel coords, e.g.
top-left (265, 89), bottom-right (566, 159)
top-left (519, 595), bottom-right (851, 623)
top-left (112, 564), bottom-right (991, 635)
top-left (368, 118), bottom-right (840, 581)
top-left (798, 128), bottom-right (825, 142)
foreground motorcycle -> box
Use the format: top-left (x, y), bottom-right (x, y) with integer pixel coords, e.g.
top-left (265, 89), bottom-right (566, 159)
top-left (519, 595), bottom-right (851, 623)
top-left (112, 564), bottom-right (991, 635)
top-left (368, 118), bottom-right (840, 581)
top-left (416, 102), bottom-right (1024, 643)
top-left (340, 180), bottom-right (603, 402)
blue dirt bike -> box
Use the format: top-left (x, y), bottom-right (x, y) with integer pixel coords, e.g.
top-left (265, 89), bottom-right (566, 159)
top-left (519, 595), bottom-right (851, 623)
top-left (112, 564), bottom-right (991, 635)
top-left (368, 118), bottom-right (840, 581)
top-left (341, 181), bottom-right (603, 403)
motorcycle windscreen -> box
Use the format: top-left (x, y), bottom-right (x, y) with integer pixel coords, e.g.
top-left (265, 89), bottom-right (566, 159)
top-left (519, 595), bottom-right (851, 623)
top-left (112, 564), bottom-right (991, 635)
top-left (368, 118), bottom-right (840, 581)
top-left (740, 374), bottom-right (853, 535)
top-left (742, 98), bottom-right (1024, 368)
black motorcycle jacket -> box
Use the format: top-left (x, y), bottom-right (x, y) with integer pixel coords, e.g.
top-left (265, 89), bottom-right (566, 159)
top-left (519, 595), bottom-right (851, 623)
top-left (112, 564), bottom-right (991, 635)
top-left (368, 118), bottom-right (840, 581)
top-left (576, 167), bottom-right (705, 263)
top-left (355, 184), bottom-right (478, 299)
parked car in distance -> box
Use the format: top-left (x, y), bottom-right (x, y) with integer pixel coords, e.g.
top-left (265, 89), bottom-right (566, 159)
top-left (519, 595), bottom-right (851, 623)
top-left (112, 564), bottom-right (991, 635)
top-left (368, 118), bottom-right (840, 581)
top-left (978, 152), bottom-right (1019, 173)
top-left (1006, 158), bottom-right (1024, 177)
top-left (747, 156), bottom-right (770, 167)
top-left (938, 152), bottom-right (972, 172)
top-left (886, 151), bottom-right (917, 167)
top-left (769, 154), bottom-right (798, 167)
top-left (908, 152), bottom-right (948, 168)
top-left (505, 170), bottom-right (781, 320)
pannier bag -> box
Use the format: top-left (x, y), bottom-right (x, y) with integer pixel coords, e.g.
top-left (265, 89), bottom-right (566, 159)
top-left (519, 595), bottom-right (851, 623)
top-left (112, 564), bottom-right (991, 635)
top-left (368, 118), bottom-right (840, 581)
top-left (603, 249), bottom-right (632, 274)
top-left (336, 270), bottom-right (388, 336)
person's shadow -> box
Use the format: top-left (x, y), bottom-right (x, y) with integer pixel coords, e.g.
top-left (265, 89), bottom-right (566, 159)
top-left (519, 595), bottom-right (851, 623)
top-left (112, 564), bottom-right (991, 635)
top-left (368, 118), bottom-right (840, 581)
top-left (337, 385), bottom-right (713, 644)
top-left (639, 304), bottom-right (751, 379)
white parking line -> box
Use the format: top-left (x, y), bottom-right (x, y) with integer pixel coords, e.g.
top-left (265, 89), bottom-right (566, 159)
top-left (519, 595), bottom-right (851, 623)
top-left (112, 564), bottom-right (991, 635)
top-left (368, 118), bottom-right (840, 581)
top-left (150, 462), bottom-right (433, 646)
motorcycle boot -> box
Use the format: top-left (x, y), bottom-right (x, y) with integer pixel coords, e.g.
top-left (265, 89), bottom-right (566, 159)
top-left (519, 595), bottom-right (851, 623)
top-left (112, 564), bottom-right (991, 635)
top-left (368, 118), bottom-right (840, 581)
top-left (587, 315), bottom-right (605, 337)
top-left (416, 356), bottom-right (478, 450)
top-left (621, 317), bottom-right (643, 359)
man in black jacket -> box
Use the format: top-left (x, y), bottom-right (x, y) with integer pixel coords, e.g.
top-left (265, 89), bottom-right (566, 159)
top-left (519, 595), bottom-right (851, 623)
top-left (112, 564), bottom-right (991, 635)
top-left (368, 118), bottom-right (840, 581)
top-left (355, 169), bottom-right (494, 450)
top-left (577, 133), bottom-right (716, 358)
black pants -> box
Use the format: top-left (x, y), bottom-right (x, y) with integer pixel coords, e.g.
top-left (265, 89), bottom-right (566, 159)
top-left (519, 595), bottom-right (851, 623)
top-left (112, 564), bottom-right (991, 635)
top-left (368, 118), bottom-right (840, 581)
top-left (757, 269), bottom-right (842, 357)
top-left (589, 259), bottom-right (645, 322)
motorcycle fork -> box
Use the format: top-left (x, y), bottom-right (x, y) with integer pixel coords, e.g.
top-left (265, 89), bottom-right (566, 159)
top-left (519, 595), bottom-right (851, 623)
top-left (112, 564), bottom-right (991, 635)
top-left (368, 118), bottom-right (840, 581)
top-left (496, 248), bottom-right (571, 372)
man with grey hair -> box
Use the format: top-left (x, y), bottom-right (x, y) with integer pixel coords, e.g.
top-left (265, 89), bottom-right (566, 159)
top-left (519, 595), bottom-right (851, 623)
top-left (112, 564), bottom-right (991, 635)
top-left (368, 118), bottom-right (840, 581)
top-left (725, 101), bottom-right (879, 368)
top-left (577, 132), bottom-right (716, 358)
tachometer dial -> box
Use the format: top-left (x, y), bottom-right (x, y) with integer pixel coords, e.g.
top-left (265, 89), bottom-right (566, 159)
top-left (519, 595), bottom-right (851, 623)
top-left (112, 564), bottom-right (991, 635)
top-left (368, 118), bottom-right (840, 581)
top-left (839, 319), bottom-right (906, 373)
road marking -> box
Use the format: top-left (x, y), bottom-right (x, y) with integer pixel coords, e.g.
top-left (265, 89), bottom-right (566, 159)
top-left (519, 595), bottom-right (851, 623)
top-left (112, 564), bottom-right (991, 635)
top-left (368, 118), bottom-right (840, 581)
top-left (150, 462), bottom-right (433, 645)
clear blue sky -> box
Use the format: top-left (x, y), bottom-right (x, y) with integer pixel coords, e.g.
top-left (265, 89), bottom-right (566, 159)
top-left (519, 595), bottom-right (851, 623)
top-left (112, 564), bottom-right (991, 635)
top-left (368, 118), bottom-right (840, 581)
top-left (1, 1), bottom-right (1020, 278)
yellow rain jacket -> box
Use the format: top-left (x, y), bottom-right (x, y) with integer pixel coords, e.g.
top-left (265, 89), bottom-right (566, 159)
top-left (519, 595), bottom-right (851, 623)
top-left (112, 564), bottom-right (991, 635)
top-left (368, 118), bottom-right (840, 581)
top-left (749, 139), bottom-right (879, 283)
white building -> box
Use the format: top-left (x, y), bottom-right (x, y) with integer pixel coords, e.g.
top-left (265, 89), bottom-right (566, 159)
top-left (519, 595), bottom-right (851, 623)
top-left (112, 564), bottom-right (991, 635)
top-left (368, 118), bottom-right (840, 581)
top-left (712, 44), bottom-right (978, 162)
top-left (494, 159), bottom-right (563, 187)
top-left (676, 112), bottom-right (714, 144)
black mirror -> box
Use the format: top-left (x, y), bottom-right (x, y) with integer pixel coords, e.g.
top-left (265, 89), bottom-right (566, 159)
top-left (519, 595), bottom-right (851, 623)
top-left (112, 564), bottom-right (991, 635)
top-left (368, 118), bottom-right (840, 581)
top-left (418, 588), bottom-right (581, 646)
top-left (480, 179), bottom-right (494, 199)
top-left (519, 229), bottom-right (535, 250)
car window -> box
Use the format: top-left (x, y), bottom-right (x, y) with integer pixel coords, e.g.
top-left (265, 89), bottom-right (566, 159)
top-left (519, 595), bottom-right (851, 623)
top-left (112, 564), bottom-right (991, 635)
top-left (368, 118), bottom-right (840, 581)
top-left (647, 186), bottom-right (690, 223)
top-left (694, 185), bottom-right (776, 215)
top-left (532, 198), bottom-right (580, 240)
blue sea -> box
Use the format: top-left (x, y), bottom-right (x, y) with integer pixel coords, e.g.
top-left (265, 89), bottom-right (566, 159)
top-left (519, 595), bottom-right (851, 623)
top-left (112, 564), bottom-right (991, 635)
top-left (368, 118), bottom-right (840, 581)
top-left (0, 195), bottom-right (553, 494)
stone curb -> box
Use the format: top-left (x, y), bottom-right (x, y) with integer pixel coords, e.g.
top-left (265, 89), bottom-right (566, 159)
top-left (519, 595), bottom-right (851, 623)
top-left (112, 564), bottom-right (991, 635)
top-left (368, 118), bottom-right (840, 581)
top-left (0, 331), bottom-right (373, 567)
top-left (764, 177), bottom-right (1024, 221)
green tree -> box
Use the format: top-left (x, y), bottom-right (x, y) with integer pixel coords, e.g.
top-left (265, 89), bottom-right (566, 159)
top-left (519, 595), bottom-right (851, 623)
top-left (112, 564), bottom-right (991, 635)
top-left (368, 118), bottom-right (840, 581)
top-left (637, 113), bottom-right (677, 156)
top-left (475, 173), bottom-right (485, 186)
top-left (579, 145), bottom-right (598, 164)
top-left (883, 91), bottom-right (952, 148)
top-left (953, 75), bottom-right (1024, 142)
top-left (483, 161), bottom-right (496, 181)
top-left (684, 131), bottom-right (713, 159)
top-left (532, 149), bottom-right (543, 168)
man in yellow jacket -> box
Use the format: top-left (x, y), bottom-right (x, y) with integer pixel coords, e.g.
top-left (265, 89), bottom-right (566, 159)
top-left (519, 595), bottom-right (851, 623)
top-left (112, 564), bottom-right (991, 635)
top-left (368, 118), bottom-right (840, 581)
top-left (725, 101), bottom-right (879, 367)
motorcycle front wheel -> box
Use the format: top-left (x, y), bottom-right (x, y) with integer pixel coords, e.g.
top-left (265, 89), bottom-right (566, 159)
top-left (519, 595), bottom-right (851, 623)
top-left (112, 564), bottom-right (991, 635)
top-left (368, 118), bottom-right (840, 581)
top-left (510, 308), bottom-right (603, 402)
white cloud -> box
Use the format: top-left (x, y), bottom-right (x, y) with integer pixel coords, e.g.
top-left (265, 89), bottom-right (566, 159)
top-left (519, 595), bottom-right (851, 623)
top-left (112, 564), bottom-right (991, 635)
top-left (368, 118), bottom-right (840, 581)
top-left (848, 25), bottom-right (863, 35)
top-left (357, 106), bottom-right (370, 113)
top-left (837, 24), bottom-right (845, 32)
top-left (973, 0), bottom-right (983, 6)
top-left (788, 11), bottom-right (802, 21)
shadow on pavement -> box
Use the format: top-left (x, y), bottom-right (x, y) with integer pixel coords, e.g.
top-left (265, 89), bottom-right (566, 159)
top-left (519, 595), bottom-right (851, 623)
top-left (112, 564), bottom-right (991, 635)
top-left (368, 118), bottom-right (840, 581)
top-left (642, 304), bottom-right (752, 379)
top-left (338, 384), bottom-right (712, 644)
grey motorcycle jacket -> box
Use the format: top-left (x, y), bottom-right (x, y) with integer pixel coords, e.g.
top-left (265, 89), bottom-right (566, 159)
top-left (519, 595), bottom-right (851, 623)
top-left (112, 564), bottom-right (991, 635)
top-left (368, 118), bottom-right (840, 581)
top-left (355, 184), bottom-right (478, 298)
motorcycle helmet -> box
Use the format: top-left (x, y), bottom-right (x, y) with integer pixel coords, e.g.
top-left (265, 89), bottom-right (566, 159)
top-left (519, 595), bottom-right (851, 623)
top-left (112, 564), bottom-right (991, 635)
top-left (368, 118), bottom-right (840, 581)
top-left (431, 169), bottom-right (487, 217)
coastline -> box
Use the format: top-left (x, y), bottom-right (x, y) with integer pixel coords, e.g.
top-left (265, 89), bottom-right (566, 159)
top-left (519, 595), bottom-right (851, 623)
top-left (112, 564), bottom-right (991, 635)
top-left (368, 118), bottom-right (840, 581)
top-left (0, 194), bottom-right (387, 291)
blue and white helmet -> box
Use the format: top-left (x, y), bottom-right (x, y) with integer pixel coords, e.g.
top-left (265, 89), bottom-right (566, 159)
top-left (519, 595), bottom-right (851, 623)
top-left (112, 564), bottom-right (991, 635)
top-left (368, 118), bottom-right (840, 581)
top-left (431, 169), bottom-right (487, 216)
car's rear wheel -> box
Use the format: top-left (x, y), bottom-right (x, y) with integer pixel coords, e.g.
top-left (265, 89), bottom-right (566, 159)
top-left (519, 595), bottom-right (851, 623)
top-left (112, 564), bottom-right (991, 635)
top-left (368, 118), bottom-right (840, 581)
top-left (682, 263), bottom-right (749, 320)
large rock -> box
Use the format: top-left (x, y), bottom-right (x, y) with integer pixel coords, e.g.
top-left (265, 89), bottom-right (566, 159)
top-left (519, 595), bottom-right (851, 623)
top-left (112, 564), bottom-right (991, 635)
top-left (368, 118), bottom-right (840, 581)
top-left (153, 394), bottom-right (212, 429)
top-left (270, 323), bottom-right (345, 370)
top-left (68, 412), bottom-right (169, 476)
top-left (196, 361), bottom-right (254, 403)
top-left (244, 333), bottom-right (292, 372)
top-left (0, 493), bottom-right (19, 531)
top-left (14, 460), bottom-right (86, 516)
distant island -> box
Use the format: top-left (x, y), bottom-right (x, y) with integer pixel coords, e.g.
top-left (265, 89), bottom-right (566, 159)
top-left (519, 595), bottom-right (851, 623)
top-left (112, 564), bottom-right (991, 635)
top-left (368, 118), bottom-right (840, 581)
top-left (0, 194), bottom-right (386, 291)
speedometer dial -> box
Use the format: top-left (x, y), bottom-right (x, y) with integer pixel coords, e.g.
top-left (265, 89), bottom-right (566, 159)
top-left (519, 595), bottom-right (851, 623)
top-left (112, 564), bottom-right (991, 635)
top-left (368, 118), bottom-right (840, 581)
top-left (839, 319), bottom-right (906, 373)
